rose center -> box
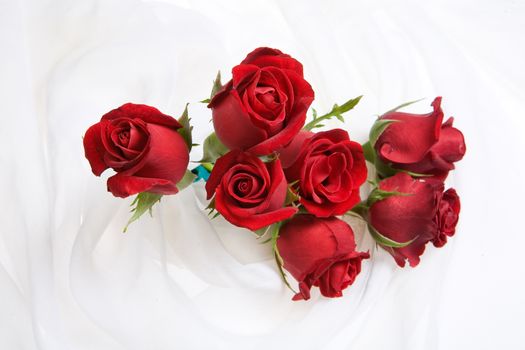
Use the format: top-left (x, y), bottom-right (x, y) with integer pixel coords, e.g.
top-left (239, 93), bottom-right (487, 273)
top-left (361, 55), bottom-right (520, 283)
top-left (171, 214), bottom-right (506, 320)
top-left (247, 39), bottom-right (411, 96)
top-left (255, 86), bottom-right (278, 108)
top-left (236, 180), bottom-right (251, 195)
top-left (118, 130), bottom-right (130, 146)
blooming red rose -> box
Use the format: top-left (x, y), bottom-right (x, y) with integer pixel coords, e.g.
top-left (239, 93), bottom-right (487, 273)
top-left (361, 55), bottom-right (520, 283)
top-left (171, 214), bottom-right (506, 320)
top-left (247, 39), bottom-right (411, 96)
top-left (209, 47), bottom-right (314, 155)
top-left (279, 129), bottom-right (367, 217)
top-left (368, 173), bottom-right (461, 267)
top-left (83, 103), bottom-right (189, 198)
top-left (277, 215), bottom-right (370, 301)
top-left (374, 97), bottom-right (466, 180)
top-left (432, 188), bottom-right (461, 247)
top-left (205, 150), bottom-right (297, 231)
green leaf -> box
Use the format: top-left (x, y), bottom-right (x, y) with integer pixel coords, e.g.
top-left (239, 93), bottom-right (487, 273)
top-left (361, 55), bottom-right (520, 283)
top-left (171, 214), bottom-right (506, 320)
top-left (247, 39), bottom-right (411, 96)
top-left (374, 156), bottom-right (397, 178)
top-left (369, 119), bottom-right (397, 147)
top-left (374, 156), bottom-right (432, 179)
top-left (258, 153), bottom-right (278, 163)
top-left (210, 71), bottom-right (222, 99)
top-left (176, 170), bottom-right (196, 191)
top-left (336, 95), bottom-right (363, 114)
top-left (206, 197), bottom-right (216, 211)
top-left (270, 223), bottom-right (297, 294)
top-left (362, 141), bottom-right (375, 164)
top-left (397, 169), bottom-right (433, 178)
top-left (177, 103), bottom-right (193, 150)
top-left (198, 132), bottom-right (229, 163)
top-left (123, 192), bottom-right (162, 232)
top-left (348, 201), bottom-right (368, 218)
top-left (254, 226), bottom-right (270, 237)
top-left (368, 224), bottom-right (418, 248)
top-left (303, 95), bottom-right (362, 131)
top-left (385, 97), bottom-right (425, 114)
top-left (284, 185), bottom-right (299, 206)
top-left (367, 187), bottom-right (412, 206)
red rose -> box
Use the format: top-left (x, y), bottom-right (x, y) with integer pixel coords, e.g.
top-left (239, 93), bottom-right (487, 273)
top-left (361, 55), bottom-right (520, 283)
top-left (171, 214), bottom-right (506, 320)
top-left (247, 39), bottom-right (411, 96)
top-left (277, 215), bottom-right (370, 301)
top-left (205, 150), bottom-right (297, 231)
top-left (83, 103), bottom-right (189, 198)
top-left (374, 97), bottom-right (466, 180)
top-left (280, 129), bottom-right (367, 217)
top-left (368, 173), bottom-right (460, 267)
top-left (432, 188), bottom-right (461, 247)
top-left (209, 47), bottom-right (314, 155)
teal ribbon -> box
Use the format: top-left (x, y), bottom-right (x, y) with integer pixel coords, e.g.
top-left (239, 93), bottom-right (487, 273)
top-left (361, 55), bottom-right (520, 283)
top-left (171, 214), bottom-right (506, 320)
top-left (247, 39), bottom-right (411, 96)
top-left (191, 165), bottom-right (210, 182)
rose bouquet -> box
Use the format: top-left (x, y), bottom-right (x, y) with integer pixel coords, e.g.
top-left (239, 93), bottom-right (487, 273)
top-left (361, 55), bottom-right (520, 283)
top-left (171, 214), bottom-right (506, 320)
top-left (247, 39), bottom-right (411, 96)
top-left (83, 47), bottom-right (465, 301)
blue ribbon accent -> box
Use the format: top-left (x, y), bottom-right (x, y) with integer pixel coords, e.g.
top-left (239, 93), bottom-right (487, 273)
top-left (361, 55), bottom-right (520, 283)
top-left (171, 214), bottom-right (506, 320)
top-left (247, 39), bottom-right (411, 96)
top-left (191, 165), bottom-right (210, 182)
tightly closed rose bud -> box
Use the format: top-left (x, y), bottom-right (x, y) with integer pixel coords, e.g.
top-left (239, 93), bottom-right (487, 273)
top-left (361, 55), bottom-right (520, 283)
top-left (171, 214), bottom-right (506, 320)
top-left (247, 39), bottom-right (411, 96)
top-left (368, 173), bottom-right (461, 267)
top-left (277, 215), bottom-right (370, 301)
top-left (205, 150), bottom-right (297, 231)
top-left (279, 129), bottom-right (367, 217)
top-left (373, 97), bottom-right (466, 180)
top-left (209, 47), bottom-right (314, 155)
top-left (83, 103), bottom-right (189, 198)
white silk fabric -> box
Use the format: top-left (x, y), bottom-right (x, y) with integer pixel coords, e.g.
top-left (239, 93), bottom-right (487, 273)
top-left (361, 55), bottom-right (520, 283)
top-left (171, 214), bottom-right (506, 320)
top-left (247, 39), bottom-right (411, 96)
top-left (1, 0), bottom-right (524, 349)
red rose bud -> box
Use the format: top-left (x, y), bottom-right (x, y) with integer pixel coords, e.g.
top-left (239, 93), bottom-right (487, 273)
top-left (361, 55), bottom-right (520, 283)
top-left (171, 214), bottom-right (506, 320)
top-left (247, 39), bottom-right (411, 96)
top-left (373, 97), bottom-right (466, 180)
top-left (277, 215), bottom-right (370, 301)
top-left (279, 129), bottom-right (367, 217)
top-left (432, 188), bottom-right (461, 247)
top-left (368, 173), bottom-right (461, 267)
top-left (205, 150), bottom-right (297, 231)
top-left (83, 103), bottom-right (189, 198)
top-left (209, 47), bottom-right (314, 155)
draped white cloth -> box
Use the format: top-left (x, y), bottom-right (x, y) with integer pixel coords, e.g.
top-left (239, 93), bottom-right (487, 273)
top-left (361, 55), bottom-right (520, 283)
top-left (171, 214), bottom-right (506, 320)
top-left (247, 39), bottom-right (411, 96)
top-left (1, 0), bottom-right (524, 349)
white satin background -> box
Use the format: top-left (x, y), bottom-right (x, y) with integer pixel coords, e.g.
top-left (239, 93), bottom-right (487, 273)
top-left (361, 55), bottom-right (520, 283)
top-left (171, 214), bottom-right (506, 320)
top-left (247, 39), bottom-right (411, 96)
top-left (1, 0), bottom-right (524, 349)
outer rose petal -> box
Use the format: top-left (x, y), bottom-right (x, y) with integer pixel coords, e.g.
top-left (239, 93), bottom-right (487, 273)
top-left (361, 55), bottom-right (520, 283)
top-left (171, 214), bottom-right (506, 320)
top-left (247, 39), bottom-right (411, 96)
top-left (102, 103), bottom-right (182, 130)
top-left (278, 130), bottom-right (314, 169)
top-left (131, 124), bottom-right (189, 186)
top-left (107, 174), bottom-right (178, 198)
top-left (431, 118), bottom-right (466, 163)
top-left (394, 118), bottom-right (466, 180)
top-left (205, 150), bottom-right (241, 200)
top-left (241, 47), bottom-right (304, 76)
top-left (83, 122), bottom-right (108, 176)
top-left (215, 186), bottom-right (297, 231)
top-left (211, 90), bottom-right (268, 151)
top-left (301, 189), bottom-right (360, 217)
top-left (376, 97), bottom-right (444, 164)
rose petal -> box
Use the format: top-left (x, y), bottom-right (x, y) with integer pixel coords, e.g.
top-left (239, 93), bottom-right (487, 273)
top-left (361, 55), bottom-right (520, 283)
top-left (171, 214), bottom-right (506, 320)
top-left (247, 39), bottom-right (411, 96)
top-left (83, 122), bottom-right (108, 176)
top-left (107, 174), bottom-right (177, 198)
top-left (102, 103), bottom-right (182, 130)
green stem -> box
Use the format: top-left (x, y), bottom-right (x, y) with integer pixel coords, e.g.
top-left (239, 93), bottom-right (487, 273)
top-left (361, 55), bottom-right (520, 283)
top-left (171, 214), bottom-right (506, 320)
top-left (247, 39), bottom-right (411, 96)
top-left (303, 110), bottom-right (338, 131)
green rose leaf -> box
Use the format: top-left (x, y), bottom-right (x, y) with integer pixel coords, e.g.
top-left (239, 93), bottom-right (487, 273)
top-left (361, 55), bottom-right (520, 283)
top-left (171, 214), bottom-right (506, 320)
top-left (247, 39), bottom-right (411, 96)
top-left (304, 95), bottom-right (362, 131)
top-left (366, 187), bottom-right (412, 206)
top-left (201, 71), bottom-right (223, 103)
top-left (177, 103), bottom-right (193, 150)
top-left (385, 97), bottom-right (425, 114)
top-left (368, 224), bottom-right (418, 248)
top-left (369, 119), bottom-right (397, 147)
top-left (176, 169), bottom-right (196, 192)
top-left (123, 192), bottom-right (162, 232)
top-left (198, 132), bottom-right (229, 163)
